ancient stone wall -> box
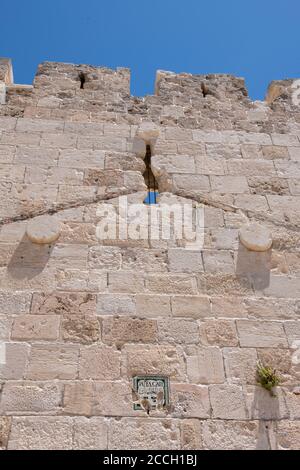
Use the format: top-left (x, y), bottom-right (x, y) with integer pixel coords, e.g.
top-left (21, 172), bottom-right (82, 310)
top-left (0, 58), bottom-right (299, 450)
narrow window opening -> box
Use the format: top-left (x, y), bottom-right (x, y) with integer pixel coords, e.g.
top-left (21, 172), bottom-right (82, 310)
top-left (201, 82), bottom-right (209, 98)
top-left (143, 144), bottom-right (158, 204)
top-left (79, 72), bottom-right (86, 89)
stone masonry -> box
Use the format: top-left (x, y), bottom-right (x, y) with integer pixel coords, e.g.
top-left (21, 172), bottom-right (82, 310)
top-left (0, 57), bottom-right (300, 450)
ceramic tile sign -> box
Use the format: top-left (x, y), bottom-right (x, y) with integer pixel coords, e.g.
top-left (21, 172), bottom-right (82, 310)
top-left (133, 376), bottom-right (170, 411)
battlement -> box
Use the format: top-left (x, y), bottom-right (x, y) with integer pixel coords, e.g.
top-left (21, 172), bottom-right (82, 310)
top-left (1, 58), bottom-right (300, 133)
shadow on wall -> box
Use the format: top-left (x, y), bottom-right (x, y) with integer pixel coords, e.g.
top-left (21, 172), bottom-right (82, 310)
top-left (235, 241), bottom-right (271, 291)
top-left (7, 234), bottom-right (54, 279)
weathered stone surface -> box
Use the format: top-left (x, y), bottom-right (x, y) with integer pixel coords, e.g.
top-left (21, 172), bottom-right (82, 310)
top-left (123, 344), bottom-right (186, 380)
top-left (158, 318), bottom-right (199, 344)
top-left (61, 315), bottom-right (100, 344)
top-left (79, 345), bottom-right (121, 380)
top-left (63, 382), bottom-right (93, 416)
top-left (202, 420), bottom-right (260, 450)
top-left (0, 343), bottom-right (30, 380)
top-left (26, 215), bottom-right (61, 244)
top-left (237, 320), bottom-right (288, 348)
top-left (223, 347), bottom-right (258, 385)
top-left (109, 418), bottom-right (180, 450)
top-left (239, 223), bottom-right (272, 252)
top-left (210, 385), bottom-right (248, 419)
top-left (0, 382), bottom-right (62, 414)
top-left (8, 417), bottom-right (73, 450)
top-left (277, 421), bottom-right (300, 450)
top-left (171, 295), bottom-right (211, 319)
top-left (11, 314), bottom-right (60, 341)
top-left (102, 317), bottom-right (157, 346)
top-left (31, 291), bottom-right (96, 315)
top-left (73, 417), bottom-right (107, 450)
top-left (180, 419), bottom-right (203, 450)
top-left (187, 347), bottom-right (225, 384)
top-left (0, 416), bottom-right (11, 450)
top-left (26, 344), bottom-right (79, 380)
top-left (171, 384), bottom-right (210, 418)
top-left (199, 319), bottom-right (239, 346)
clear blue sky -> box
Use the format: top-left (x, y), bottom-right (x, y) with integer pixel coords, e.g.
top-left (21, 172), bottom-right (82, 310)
top-left (1, 0), bottom-right (300, 100)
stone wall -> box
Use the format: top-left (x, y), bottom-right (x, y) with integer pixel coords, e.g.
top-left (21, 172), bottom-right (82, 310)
top-left (0, 58), bottom-right (299, 450)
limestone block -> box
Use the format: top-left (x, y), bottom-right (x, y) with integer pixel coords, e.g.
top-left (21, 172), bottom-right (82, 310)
top-left (26, 215), bottom-right (61, 244)
top-left (248, 177), bottom-right (290, 196)
top-left (203, 250), bottom-right (235, 274)
top-left (173, 174), bottom-right (210, 192)
top-left (171, 295), bottom-right (211, 319)
top-left (0, 343), bottom-right (30, 380)
top-left (0, 315), bottom-right (13, 340)
top-left (40, 132), bottom-right (77, 149)
top-left (168, 249), bottom-right (204, 273)
top-left (108, 418), bottom-right (180, 450)
top-left (263, 275), bottom-right (300, 298)
top-left (8, 417), bottom-right (73, 450)
top-left (73, 417), bottom-right (107, 450)
top-left (209, 384), bottom-right (247, 419)
top-left (236, 320), bottom-right (288, 348)
top-left (151, 154), bottom-right (196, 175)
top-left (171, 384), bottom-right (210, 418)
top-left (97, 293), bottom-right (136, 316)
top-left (202, 420), bottom-right (260, 450)
top-left (61, 315), bottom-right (101, 344)
top-left (158, 318), bottom-right (199, 344)
top-left (0, 83), bottom-right (6, 104)
top-left (136, 121), bottom-right (160, 143)
top-left (146, 273), bottom-right (198, 295)
top-left (239, 223), bottom-right (272, 252)
top-left (63, 382), bottom-right (93, 416)
top-left (0, 416), bottom-right (11, 450)
top-left (31, 291), bottom-right (96, 315)
top-left (123, 344), bottom-right (186, 380)
top-left (223, 347), bottom-right (258, 385)
top-left (277, 421), bottom-right (300, 450)
top-left (136, 294), bottom-right (171, 317)
top-left (186, 347), bottom-right (225, 384)
top-left (12, 315), bottom-right (60, 341)
top-left (227, 159), bottom-right (276, 177)
top-left (88, 246), bottom-right (122, 270)
top-left (284, 321), bottom-right (300, 347)
top-left (180, 420), bottom-right (203, 450)
top-left (16, 118), bottom-right (64, 133)
top-left (102, 317), bottom-right (158, 346)
top-left (288, 146), bottom-right (300, 161)
top-left (238, 132), bottom-right (272, 145)
top-left (262, 145), bottom-right (289, 160)
top-left (0, 144), bottom-right (15, 164)
top-left (26, 344), bottom-right (79, 380)
top-left (211, 296), bottom-right (248, 318)
top-left (245, 386), bottom-right (289, 420)
top-left (0, 382), bottom-right (62, 414)
top-left (108, 271), bottom-right (145, 294)
top-left (199, 319), bottom-right (239, 347)
top-left (1, 131), bottom-right (40, 146)
top-left (122, 248), bottom-right (168, 273)
top-left (79, 344), bottom-right (121, 380)
top-left (244, 298), bottom-right (298, 320)
top-left (93, 381), bottom-right (134, 416)
top-left (210, 176), bottom-right (249, 193)
top-left (271, 133), bottom-right (299, 146)
top-left (193, 130), bottom-right (239, 144)
top-left (58, 149), bottom-right (105, 169)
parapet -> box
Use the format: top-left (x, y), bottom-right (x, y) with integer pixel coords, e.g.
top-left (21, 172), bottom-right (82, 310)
top-left (155, 70), bottom-right (249, 103)
top-left (1, 58), bottom-right (300, 132)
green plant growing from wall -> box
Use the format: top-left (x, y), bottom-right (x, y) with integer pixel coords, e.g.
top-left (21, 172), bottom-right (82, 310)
top-left (256, 361), bottom-right (281, 397)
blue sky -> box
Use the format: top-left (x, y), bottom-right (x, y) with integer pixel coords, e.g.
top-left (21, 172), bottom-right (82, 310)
top-left (1, 0), bottom-right (300, 100)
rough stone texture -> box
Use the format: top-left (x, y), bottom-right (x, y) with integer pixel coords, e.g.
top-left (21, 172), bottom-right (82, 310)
top-left (1, 59), bottom-right (299, 450)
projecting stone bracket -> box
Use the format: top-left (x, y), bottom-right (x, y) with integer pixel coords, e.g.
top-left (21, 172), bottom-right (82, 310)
top-left (26, 215), bottom-right (62, 244)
